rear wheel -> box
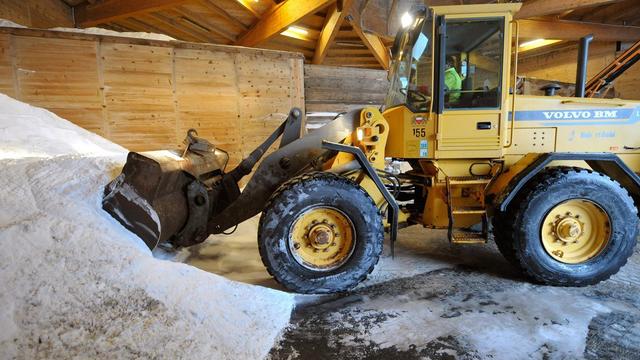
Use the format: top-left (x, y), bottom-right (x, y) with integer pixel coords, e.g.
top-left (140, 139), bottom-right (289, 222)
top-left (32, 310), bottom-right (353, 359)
top-left (258, 172), bottom-right (383, 294)
top-left (493, 167), bottom-right (638, 286)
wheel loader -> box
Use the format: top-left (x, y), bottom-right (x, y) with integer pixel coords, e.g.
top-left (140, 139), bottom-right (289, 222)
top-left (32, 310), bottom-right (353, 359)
top-left (103, 3), bottom-right (640, 294)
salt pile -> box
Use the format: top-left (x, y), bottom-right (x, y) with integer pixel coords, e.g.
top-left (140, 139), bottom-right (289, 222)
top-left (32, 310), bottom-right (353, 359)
top-left (0, 17), bottom-right (174, 41)
top-left (49, 26), bottom-right (176, 42)
top-left (0, 19), bottom-right (25, 28)
top-left (0, 94), bottom-right (294, 359)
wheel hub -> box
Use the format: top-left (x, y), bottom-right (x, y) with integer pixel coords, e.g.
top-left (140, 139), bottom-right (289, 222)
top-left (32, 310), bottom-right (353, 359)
top-left (541, 199), bottom-right (611, 264)
top-left (553, 216), bottom-right (583, 243)
top-left (289, 206), bottom-right (356, 271)
top-left (309, 224), bottom-right (334, 249)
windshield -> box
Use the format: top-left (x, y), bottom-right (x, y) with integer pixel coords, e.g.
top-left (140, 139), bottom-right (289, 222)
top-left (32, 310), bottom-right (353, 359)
top-left (384, 14), bottom-right (433, 112)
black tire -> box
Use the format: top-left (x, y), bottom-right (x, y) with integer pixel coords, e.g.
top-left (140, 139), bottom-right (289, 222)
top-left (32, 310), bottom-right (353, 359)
top-left (493, 167), bottom-right (638, 286)
top-left (258, 172), bottom-right (384, 294)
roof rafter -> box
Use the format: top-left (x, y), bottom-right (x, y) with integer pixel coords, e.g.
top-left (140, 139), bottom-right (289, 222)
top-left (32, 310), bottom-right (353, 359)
top-left (349, 19), bottom-right (389, 70)
top-left (74, 0), bottom-right (191, 27)
top-left (574, 0), bottom-right (636, 23)
top-left (343, 0), bottom-right (389, 70)
top-left (235, 0), bottom-right (264, 18)
top-left (235, 0), bottom-right (335, 47)
top-left (200, 0), bottom-right (249, 31)
top-left (149, 12), bottom-right (213, 42)
top-left (515, 0), bottom-right (622, 19)
top-left (519, 19), bottom-right (640, 42)
top-left (313, 1), bottom-right (352, 64)
top-left (173, 6), bottom-right (237, 42)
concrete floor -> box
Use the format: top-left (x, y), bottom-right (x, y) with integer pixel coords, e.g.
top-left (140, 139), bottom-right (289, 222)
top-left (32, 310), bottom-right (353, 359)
top-left (180, 218), bottom-right (640, 359)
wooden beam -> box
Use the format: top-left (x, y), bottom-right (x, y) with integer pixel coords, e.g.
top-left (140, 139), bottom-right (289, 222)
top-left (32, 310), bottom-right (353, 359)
top-left (519, 19), bottom-right (640, 42)
top-left (148, 13), bottom-right (212, 42)
top-left (173, 6), bottom-right (237, 42)
top-left (339, 0), bottom-right (390, 69)
top-left (201, 0), bottom-right (248, 31)
top-left (349, 19), bottom-right (389, 70)
top-left (575, 0), bottom-right (634, 23)
top-left (313, 1), bottom-right (351, 64)
top-left (235, 0), bottom-right (262, 18)
top-left (235, 0), bottom-right (334, 47)
top-left (74, 0), bottom-right (191, 27)
top-left (518, 41), bottom-right (613, 61)
top-left (324, 56), bottom-right (380, 65)
top-left (118, 17), bottom-right (178, 37)
top-left (518, 42), bottom-right (616, 74)
top-left (515, 0), bottom-right (622, 19)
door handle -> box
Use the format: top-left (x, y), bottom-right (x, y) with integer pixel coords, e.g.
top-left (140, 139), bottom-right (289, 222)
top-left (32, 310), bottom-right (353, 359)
top-left (476, 122), bottom-right (492, 130)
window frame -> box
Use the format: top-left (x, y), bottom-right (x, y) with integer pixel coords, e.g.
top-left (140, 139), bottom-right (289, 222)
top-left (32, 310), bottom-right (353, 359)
top-left (439, 16), bottom-right (506, 112)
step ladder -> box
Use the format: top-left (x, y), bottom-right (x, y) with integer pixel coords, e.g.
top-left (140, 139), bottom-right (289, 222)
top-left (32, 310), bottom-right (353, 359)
top-left (445, 176), bottom-right (491, 244)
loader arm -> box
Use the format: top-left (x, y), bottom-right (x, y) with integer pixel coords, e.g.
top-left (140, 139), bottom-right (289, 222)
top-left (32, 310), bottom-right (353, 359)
top-left (103, 108), bottom-right (360, 250)
top-left (207, 110), bottom-right (360, 235)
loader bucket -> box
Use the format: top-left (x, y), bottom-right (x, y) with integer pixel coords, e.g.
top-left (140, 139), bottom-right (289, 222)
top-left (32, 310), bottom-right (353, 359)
top-left (103, 150), bottom-right (219, 250)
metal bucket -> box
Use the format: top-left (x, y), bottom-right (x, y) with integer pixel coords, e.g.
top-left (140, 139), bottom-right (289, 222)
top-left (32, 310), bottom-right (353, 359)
top-left (103, 149), bottom-right (224, 249)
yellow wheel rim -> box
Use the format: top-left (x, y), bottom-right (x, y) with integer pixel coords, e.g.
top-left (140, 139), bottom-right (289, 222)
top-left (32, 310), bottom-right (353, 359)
top-left (288, 206), bottom-right (356, 271)
top-left (541, 199), bottom-right (611, 264)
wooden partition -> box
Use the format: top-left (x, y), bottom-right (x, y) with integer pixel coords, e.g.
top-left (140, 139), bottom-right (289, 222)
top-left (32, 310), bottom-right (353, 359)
top-left (0, 27), bottom-right (304, 168)
top-left (304, 65), bottom-right (389, 128)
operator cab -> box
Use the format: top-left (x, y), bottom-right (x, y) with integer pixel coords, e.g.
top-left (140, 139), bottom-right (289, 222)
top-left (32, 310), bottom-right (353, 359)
top-left (386, 9), bottom-right (505, 112)
top-left (383, 4), bottom-right (520, 160)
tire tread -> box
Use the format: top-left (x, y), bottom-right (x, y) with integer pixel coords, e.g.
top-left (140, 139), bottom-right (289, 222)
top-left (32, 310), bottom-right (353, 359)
top-left (493, 166), bottom-right (638, 286)
top-left (258, 171), bottom-right (383, 293)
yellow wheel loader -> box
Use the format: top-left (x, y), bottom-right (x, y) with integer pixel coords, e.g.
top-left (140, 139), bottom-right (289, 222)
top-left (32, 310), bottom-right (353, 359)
top-left (103, 3), bottom-right (640, 294)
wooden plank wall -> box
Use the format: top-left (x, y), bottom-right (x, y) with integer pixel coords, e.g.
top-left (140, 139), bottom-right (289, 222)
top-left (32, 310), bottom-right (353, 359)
top-left (0, 28), bottom-right (305, 169)
top-left (304, 64), bottom-right (389, 127)
top-left (519, 42), bottom-right (640, 100)
top-left (0, 0), bottom-right (73, 28)
top-left (518, 77), bottom-right (576, 97)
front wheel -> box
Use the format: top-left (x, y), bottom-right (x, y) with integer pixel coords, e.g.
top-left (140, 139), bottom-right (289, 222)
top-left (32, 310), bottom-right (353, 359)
top-left (493, 167), bottom-right (638, 286)
top-left (258, 172), bottom-right (384, 294)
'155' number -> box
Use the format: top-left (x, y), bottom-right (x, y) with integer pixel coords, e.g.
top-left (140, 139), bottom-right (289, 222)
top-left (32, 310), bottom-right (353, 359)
top-left (413, 128), bottom-right (426, 138)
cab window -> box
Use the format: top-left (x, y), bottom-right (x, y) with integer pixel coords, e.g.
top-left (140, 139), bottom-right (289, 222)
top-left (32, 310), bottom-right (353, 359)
top-left (443, 18), bottom-right (504, 109)
top-left (385, 15), bottom-right (433, 113)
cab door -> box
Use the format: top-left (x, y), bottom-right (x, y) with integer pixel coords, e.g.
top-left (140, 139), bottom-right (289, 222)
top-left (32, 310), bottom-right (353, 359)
top-left (434, 15), bottom-right (509, 159)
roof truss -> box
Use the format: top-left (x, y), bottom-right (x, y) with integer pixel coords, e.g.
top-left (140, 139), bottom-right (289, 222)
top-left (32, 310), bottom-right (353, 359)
top-left (313, 1), bottom-right (351, 64)
top-left (235, 0), bottom-right (334, 47)
top-left (70, 0), bottom-right (640, 70)
top-left (516, 0), bottom-right (623, 19)
top-left (75, 0), bottom-right (191, 27)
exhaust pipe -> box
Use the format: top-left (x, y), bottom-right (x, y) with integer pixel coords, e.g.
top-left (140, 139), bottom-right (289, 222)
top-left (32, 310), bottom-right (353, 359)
top-left (575, 34), bottom-right (594, 98)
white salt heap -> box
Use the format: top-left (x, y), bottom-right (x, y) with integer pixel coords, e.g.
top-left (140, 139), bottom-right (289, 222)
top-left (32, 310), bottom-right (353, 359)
top-left (0, 18), bottom-right (174, 41)
top-left (0, 19), bottom-right (25, 28)
top-left (49, 26), bottom-right (176, 42)
top-left (0, 94), bottom-right (294, 359)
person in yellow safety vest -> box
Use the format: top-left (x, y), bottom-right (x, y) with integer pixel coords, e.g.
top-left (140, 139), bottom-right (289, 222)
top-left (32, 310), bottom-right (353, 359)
top-left (445, 56), bottom-right (462, 104)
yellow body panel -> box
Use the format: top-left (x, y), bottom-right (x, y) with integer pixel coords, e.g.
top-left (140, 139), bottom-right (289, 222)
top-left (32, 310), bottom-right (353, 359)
top-left (328, 107), bottom-right (389, 169)
top-left (384, 106), bottom-right (433, 158)
top-left (506, 95), bottom-right (640, 156)
top-left (328, 3), bottom-right (640, 234)
top-left (326, 107), bottom-right (409, 225)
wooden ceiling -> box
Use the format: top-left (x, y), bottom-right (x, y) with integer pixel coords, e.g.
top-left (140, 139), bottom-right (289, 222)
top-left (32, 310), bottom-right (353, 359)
top-left (559, 0), bottom-right (640, 26)
top-left (60, 0), bottom-right (640, 70)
